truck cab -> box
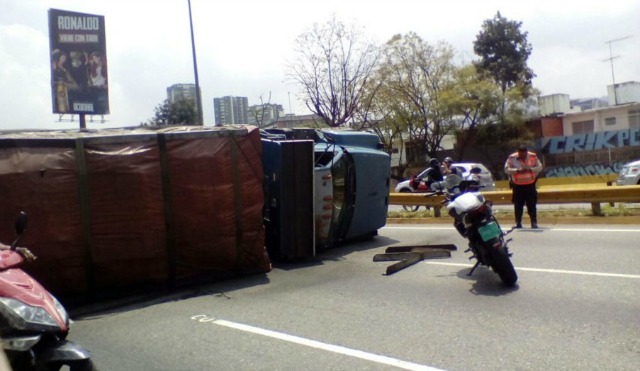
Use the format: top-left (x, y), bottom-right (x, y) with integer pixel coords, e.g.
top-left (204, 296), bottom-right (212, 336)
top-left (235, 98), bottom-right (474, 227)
top-left (262, 128), bottom-right (390, 258)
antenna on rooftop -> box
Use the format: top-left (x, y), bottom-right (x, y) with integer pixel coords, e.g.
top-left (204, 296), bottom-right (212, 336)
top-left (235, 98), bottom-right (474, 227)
top-left (603, 35), bottom-right (633, 105)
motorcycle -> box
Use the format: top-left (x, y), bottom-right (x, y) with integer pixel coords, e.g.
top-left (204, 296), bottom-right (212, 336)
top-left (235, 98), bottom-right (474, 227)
top-left (0, 212), bottom-right (94, 370)
top-left (432, 180), bottom-right (518, 286)
top-left (410, 173), bottom-right (468, 195)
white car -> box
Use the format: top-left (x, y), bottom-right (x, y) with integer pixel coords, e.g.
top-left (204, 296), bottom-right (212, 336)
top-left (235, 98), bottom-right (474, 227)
top-left (616, 159), bottom-right (640, 185)
top-left (451, 163), bottom-right (497, 191)
top-left (394, 162), bottom-right (496, 211)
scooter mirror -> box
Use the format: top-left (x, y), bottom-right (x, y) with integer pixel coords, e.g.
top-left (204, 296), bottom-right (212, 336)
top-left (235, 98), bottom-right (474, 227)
top-left (14, 211), bottom-right (28, 236)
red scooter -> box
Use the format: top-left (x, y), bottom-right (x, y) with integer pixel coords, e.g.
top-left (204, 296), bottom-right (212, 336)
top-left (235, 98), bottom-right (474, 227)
top-left (0, 212), bottom-right (94, 370)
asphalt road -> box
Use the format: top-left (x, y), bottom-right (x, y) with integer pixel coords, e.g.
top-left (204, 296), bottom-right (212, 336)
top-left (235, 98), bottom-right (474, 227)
top-left (69, 223), bottom-right (640, 371)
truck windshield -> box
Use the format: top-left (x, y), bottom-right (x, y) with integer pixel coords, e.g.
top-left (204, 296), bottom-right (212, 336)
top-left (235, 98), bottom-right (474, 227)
top-left (329, 150), bottom-right (355, 243)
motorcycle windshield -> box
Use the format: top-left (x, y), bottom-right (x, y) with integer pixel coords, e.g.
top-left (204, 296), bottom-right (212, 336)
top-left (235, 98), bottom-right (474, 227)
top-left (447, 192), bottom-right (485, 215)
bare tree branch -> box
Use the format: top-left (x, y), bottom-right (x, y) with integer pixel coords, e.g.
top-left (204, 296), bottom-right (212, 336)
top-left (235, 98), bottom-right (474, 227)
top-left (286, 15), bottom-right (380, 128)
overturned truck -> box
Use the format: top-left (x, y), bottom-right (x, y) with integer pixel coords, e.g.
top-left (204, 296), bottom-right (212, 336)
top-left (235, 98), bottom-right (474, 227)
top-left (0, 126), bottom-right (271, 301)
top-left (0, 125), bottom-right (390, 301)
top-left (261, 128), bottom-right (391, 260)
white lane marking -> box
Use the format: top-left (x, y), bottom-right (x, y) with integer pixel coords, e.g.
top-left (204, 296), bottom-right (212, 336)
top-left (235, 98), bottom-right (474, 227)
top-left (190, 315), bottom-right (443, 371)
top-left (425, 262), bottom-right (640, 279)
top-left (383, 226), bottom-right (455, 230)
top-left (383, 226), bottom-right (640, 233)
top-left (548, 228), bottom-right (640, 233)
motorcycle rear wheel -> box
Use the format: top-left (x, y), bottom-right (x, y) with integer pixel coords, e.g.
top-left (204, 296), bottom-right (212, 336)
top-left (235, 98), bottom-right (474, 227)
top-left (491, 247), bottom-right (518, 286)
top-left (49, 359), bottom-right (96, 371)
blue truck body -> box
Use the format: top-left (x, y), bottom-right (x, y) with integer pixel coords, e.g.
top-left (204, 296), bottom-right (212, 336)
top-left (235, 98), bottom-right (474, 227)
top-left (262, 128), bottom-right (390, 258)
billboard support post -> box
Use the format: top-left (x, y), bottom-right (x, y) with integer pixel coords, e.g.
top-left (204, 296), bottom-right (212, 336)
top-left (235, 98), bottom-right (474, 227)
top-left (187, 0), bottom-right (204, 126)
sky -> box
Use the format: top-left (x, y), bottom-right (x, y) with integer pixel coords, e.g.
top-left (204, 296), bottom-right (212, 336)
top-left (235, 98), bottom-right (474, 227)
top-left (1, 0), bottom-right (639, 131)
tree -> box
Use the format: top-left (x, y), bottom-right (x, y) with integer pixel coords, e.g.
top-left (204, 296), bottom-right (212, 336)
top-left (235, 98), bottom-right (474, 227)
top-left (250, 92), bottom-right (281, 128)
top-left (473, 12), bottom-right (534, 97)
top-left (375, 33), bottom-right (457, 163)
top-left (361, 79), bottom-right (406, 160)
top-left (443, 64), bottom-right (502, 159)
top-left (286, 16), bottom-right (380, 128)
top-left (144, 99), bottom-right (198, 127)
top-left (469, 12), bottom-right (537, 175)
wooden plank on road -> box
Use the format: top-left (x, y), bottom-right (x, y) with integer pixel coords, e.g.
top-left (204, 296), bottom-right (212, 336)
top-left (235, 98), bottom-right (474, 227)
top-left (385, 244), bottom-right (457, 252)
top-left (385, 253), bottom-right (423, 275)
top-left (373, 250), bottom-right (451, 262)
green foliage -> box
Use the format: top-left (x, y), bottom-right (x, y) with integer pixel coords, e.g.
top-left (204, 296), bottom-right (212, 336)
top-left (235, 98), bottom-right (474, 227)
top-left (473, 12), bottom-right (534, 95)
top-left (146, 99), bottom-right (198, 127)
top-left (473, 82), bottom-right (534, 155)
top-left (445, 65), bottom-right (502, 129)
top-left (287, 15), bottom-right (541, 167)
top-left (374, 33), bottom-right (457, 163)
top-left (459, 13), bottom-right (539, 164)
top-left (441, 65), bottom-right (503, 159)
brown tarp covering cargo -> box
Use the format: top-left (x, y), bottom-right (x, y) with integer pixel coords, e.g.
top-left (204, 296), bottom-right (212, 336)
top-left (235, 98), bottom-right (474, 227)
top-left (0, 125), bottom-right (271, 299)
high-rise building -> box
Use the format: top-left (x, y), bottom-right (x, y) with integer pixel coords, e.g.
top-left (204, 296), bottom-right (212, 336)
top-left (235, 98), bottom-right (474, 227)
top-left (167, 84), bottom-right (197, 105)
top-left (213, 96), bottom-right (249, 125)
top-left (248, 103), bottom-right (284, 127)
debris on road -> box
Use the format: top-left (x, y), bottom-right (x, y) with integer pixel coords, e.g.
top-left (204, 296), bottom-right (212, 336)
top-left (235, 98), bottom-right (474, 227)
top-left (374, 244), bottom-right (456, 275)
top-left (385, 244), bottom-right (457, 252)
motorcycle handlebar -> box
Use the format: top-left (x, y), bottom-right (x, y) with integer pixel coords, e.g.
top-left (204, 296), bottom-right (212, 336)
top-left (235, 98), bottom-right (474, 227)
top-left (10, 211), bottom-right (28, 251)
top-left (423, 191), bottom-right (444, 197)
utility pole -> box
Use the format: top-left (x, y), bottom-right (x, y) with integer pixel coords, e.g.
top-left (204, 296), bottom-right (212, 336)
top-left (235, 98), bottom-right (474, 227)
top-left (604, 35), bottom-right (632, 105)
top-left (188, 0), bottom-right (204, 125)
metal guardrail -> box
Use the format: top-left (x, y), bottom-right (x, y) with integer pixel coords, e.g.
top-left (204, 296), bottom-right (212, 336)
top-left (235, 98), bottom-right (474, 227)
top-left (493, 174), bottom-right (619, 190)
top-left (389, 185), bottom-right (640, 217)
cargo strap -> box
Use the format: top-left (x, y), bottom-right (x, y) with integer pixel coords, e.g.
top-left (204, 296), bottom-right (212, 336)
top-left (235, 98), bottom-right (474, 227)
top-left (157, 133), bottom-right (177, 287)
top-left (229, 132), bottom-right (244, 272)
top-left (74, 138), bottom-right (95, 293)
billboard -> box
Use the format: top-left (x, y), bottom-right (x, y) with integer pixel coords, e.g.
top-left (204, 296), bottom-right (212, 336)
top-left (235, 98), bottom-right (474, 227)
top-left (48, 9), bottom-right (109, 115)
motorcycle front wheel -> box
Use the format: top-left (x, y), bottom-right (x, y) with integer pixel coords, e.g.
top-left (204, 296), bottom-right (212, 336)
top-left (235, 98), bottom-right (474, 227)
top-left (491, 247), bottom-right (518, 286)
top-left (399, 189), bottom-right (420, 212)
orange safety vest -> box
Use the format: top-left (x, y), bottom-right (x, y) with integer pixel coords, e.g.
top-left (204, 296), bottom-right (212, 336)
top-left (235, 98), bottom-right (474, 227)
top-left (509, 152), bottom-right (539, 185)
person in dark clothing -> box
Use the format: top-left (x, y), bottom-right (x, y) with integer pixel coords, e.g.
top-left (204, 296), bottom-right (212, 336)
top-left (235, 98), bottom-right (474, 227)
top-left (425, 158), bottom-right (444, 183)
top-left (441, 157), bottom-right (460, 176)
top-left (504, 145), bottom-right (543, 228)
top-left (410, 158), bottom-right (444, 191)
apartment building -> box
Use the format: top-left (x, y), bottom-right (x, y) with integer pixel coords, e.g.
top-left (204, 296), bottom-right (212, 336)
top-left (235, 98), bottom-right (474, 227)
top-left (213, 96), bottom-right (249, 125)
top-left (167, 83), bottom-right (197, 105)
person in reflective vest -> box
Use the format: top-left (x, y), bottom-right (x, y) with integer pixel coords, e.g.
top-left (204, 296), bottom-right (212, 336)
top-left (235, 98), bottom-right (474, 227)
top-left (504, 145), bottom-right (543, 228)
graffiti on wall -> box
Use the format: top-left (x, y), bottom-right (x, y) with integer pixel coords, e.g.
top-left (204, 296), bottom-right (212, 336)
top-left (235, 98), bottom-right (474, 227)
top-left (543, 162), bottom-right (624, 178)
top-left (538, 128), bottom-right (640, 154)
